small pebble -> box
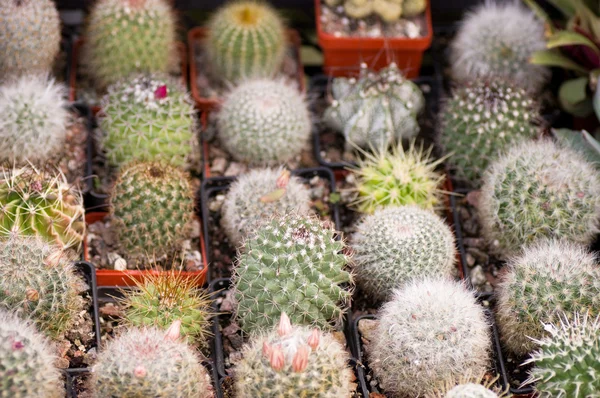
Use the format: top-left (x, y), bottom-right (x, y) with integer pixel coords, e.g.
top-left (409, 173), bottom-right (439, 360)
top-left (470, 265), bottom-right (487, 287)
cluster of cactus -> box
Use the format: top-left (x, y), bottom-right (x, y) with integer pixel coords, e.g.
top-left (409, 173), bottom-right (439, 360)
top-left (324, 62), bottom-right (425, 149)
top-left (324, 0), bottom-right (427, 21)
top-left (217, 78), bottom-right (311, 165)
top-left (351, 206), bottom-right (456, 301)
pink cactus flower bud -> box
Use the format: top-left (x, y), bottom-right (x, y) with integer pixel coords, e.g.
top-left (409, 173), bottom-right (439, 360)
top-left (154, 85), bottom-right (168, 100)
top-left (164, 320), bottom-right (182, 342)
top-left (278, 313), bottom-right (292, 336)
top-left (269, 346), bottom-right (285, 371)
top-left (307, 329), bottom-right (320, 350)
top-left (292, 346), bottom-right (309, 373)
top-left (134, 365), bottom-right (147, 378)
top-left (276, 169), bottom-right (291, 189)
top-left (262, 342), bottom-right (272, 357)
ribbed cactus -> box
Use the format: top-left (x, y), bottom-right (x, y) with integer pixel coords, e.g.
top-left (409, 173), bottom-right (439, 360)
top-left (0, 309), bottom-right (64, 398)
top-left (439, 80), bottom-right (541, 185)
top-left (0, 0), bottom-right (60, 79)
top-left (83, 0), bottom-right (177, 88)
top-left (479, 140), bottom-right (600, 256)
top-left (450, 1), bottom-right (549, 93)
top-left (233, 214), bottom-right (353, 334)
top-left (221, 168), bottom-right (312, 247)
top-left (352, 206), bottom-right (456, 302)
top-left (217, 78), bottom-right (311, 165)
top-left (496, 240), bottom-right (600, 356)
top-left (99, 74), bottom-right (198, 168)
top-left (206, 1), bottom-right (286, 83)
top-left (371, 277), bottom-right (490, 396)
top-left (324, 62), bottom-right (425, 149)
top-left (0, 165), bottom-right (85, 251)
top-left (235, 313), bottom-right (354, 397)
top-left (327, 0), bottom-right (427, 21)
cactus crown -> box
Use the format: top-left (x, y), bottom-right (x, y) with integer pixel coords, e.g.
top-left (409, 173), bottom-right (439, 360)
top-left (428, 371), bottom-right (507, 398)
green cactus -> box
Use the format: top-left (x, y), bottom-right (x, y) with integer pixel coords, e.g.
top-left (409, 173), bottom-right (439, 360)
top-left (217, 78), bottom-right (311, 165)
top-left (232, 214), bottom-right (353, 334)
top-left (339, 0), bottom-right (427, 22)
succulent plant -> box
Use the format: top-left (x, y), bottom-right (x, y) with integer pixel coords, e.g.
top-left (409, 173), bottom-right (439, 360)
top-left (235, 313), bottom-right (354, 397)
top-left (478, 139), bottom-right (600, 256)
top-left (0, 309), bottom-right (64, 398)
top-left (444, 384), bottom-right (500, 398)
top-left (324, 62), bottom-right (425, 149)
top-left (83, 0), bottom-right (177, 89)
top-left (221, 168), bottom-right (312, 247)
top-left (438, 80), bottom-right (541, 185)
top-left (99, 74), bottom-right (198, 169)
top-left (428, 371), bottom-right (507, 398)
top-left (325, 0), bottom-right (427, 21)
top-left (450, 1), bottom-right (549, 93)
top-left (351, 206), bottom-right (456, 302)
top-left (233, 214), bottom-right (353, 334)
top-left (206, 1), bottom-right (286, 83)
top-left (370, 277), bottom-right (490, 396)
top-left (217, 78), bottom-right (311, 165)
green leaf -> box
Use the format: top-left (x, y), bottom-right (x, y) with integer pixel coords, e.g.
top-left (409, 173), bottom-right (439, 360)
top-left (559, 77), bottom-right (594, 117)
top-left (553, 128), bottom-right (600, 167)
top-left (547, 31), bottom-right (600, 53)
top-left (529, 50), bottom-right (589, 74)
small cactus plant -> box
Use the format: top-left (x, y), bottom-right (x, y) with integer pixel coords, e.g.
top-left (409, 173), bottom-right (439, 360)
top-left (496, 239), bottom-right (600, 356)
top-left (217, 78), bottom-right (311, 165)
top-left (0, 309), bottom-right (64, 398)
top-left (206, 1), bottom-right (286, 83)
top-left (235, 313), bottom-right (355, 397)
top-left (221, 168), bottom-right (312, 247)
top-left (478, 139), bottom-right (600, 256)
top-left (428, 371), bottom-right (507, 398)
top-left (324, 62), bottom-right (425, 149)
top-left (352, 206), bottom-right (456, 302)
top-left (443, 384), bottom-right (500, 398)
top-left (326, 0), bottom-right (427, 21)
top-left (233, 214), bottom-right (353, 334)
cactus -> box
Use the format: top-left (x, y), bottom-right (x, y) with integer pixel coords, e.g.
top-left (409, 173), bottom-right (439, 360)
top-left (0, 165), bottom-right (85, 251)
top-left (235, 313), bottom-right (354, 397)
top-left (351, 206), bottom-right (456, 302)
top-left (99, 74), bottom-right (198, 169)
top-left (496, 239), bottom-right (600, 356)
top-left (233, 214), bottom-right (353, 334)
top-left (438, 80), bottom-right (541, 185)
top-left (478, 140), bottom-right (600, 256)
top-left (217, 78), bottom-right (311, 165)
top-left (428, 371), bottom-right (507, 398)
top-left (444, 385), bottom-right (500, 398)
top-left (450, 1), bottom-right (549, 93)
top-left (82, 0), bottom-right (177, 89)
top-left (339, 0), bottom-right (427, 21)
top-left (0, 309), bottom-right (64, 398)
top-left (206, 1), bottom-right (286, 83)
top-left (371, 277), bottom-right (490, 396)
top-left (324, 62), bottom-right (425, 149)
top-left (221, 168), bottom-right (312, 247)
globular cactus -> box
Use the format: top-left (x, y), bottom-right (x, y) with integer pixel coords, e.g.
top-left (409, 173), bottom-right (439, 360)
top-left (439, 80), bottom-right (541, 185)
top-left (332, 0), bottom-right (427, 21)
top-left (496, 240), bottom-right (600, 356)
top-left (221, 168), bottom-right (312, 247)
top-left (0, 309), bottom-right (64, 398)
top-left (428, 371), bottom-right (507, 398)
top-left (235, 313), bottom-right (355, 397)
top-left (324, 62), bottom-right (425, 149)
top-left (83, 0), bottom-right (177, 89)
top-left (206, 1), bottom-right (286, 83)
top-left (0, 0), bottom-right (60, 79)
top-left (109, 161), bottom-right (194, 264)
top-left (0, 165), bottom-right (85, 251)
top-left (370, 277), bottom-right (490, 396)
top-left (443, 385), bottom-right (500, 398)
top-left (99, 74), bottom-right (198, 169)
top-left (450, 1), bottom-right (549, 93)
top-left (217, 78), bottom-right (311, 165)
top-left (478, 140), bottom-right (600, 256)
top-left (91, 322), bottom-right (213, 398)
top-left (351, 206), bottom-right (456, 302)
top-left (233, 214), bottom-right (353, 334)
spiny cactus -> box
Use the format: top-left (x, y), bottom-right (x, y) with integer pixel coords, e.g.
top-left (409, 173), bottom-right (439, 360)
top-left (0, 0), bottom-right (60, 80)
top-left (352, 206), bottom-right (456, 302)
top-left (0, 165), bottom-right (85, 251)
top-left (496, 239), bottom-right (600, 356)
top-left (450, 1), bottom-right (549, 93)
top-left (324, 62), bottom-right (425, 149)
top-left (235, 313), bottom-right (354, 397)
top-left (444, 384), bottom-right (500, 398)
top-left (221, 168), bottom-right (312, 247)
top-left (99, 74), bottom-right (198, 169)
top-left (206, 1), bottom-right (286, 83)
top-left (371, 277), bottom-right (490, 396)
top-left (233, 214), bottom-right (353, 334)
top-left (439, 80), bottom-right (541, 185)
top-left (109, 161), bottom-right (194, 264)
top-left (0, 309), bottom-right (64, 398)
top-left (428, 371), bottom-right (507, 398)
top-left (91, 321), bottom-right (213, 398)
top-left (83, 0), bottom-right (177, 89)
top-left (217, 78), bottom-right (311, 165)
top-left (478, 139), bottom-right (600, 256)
top-left (327, 0), bottom-right (427, 21)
